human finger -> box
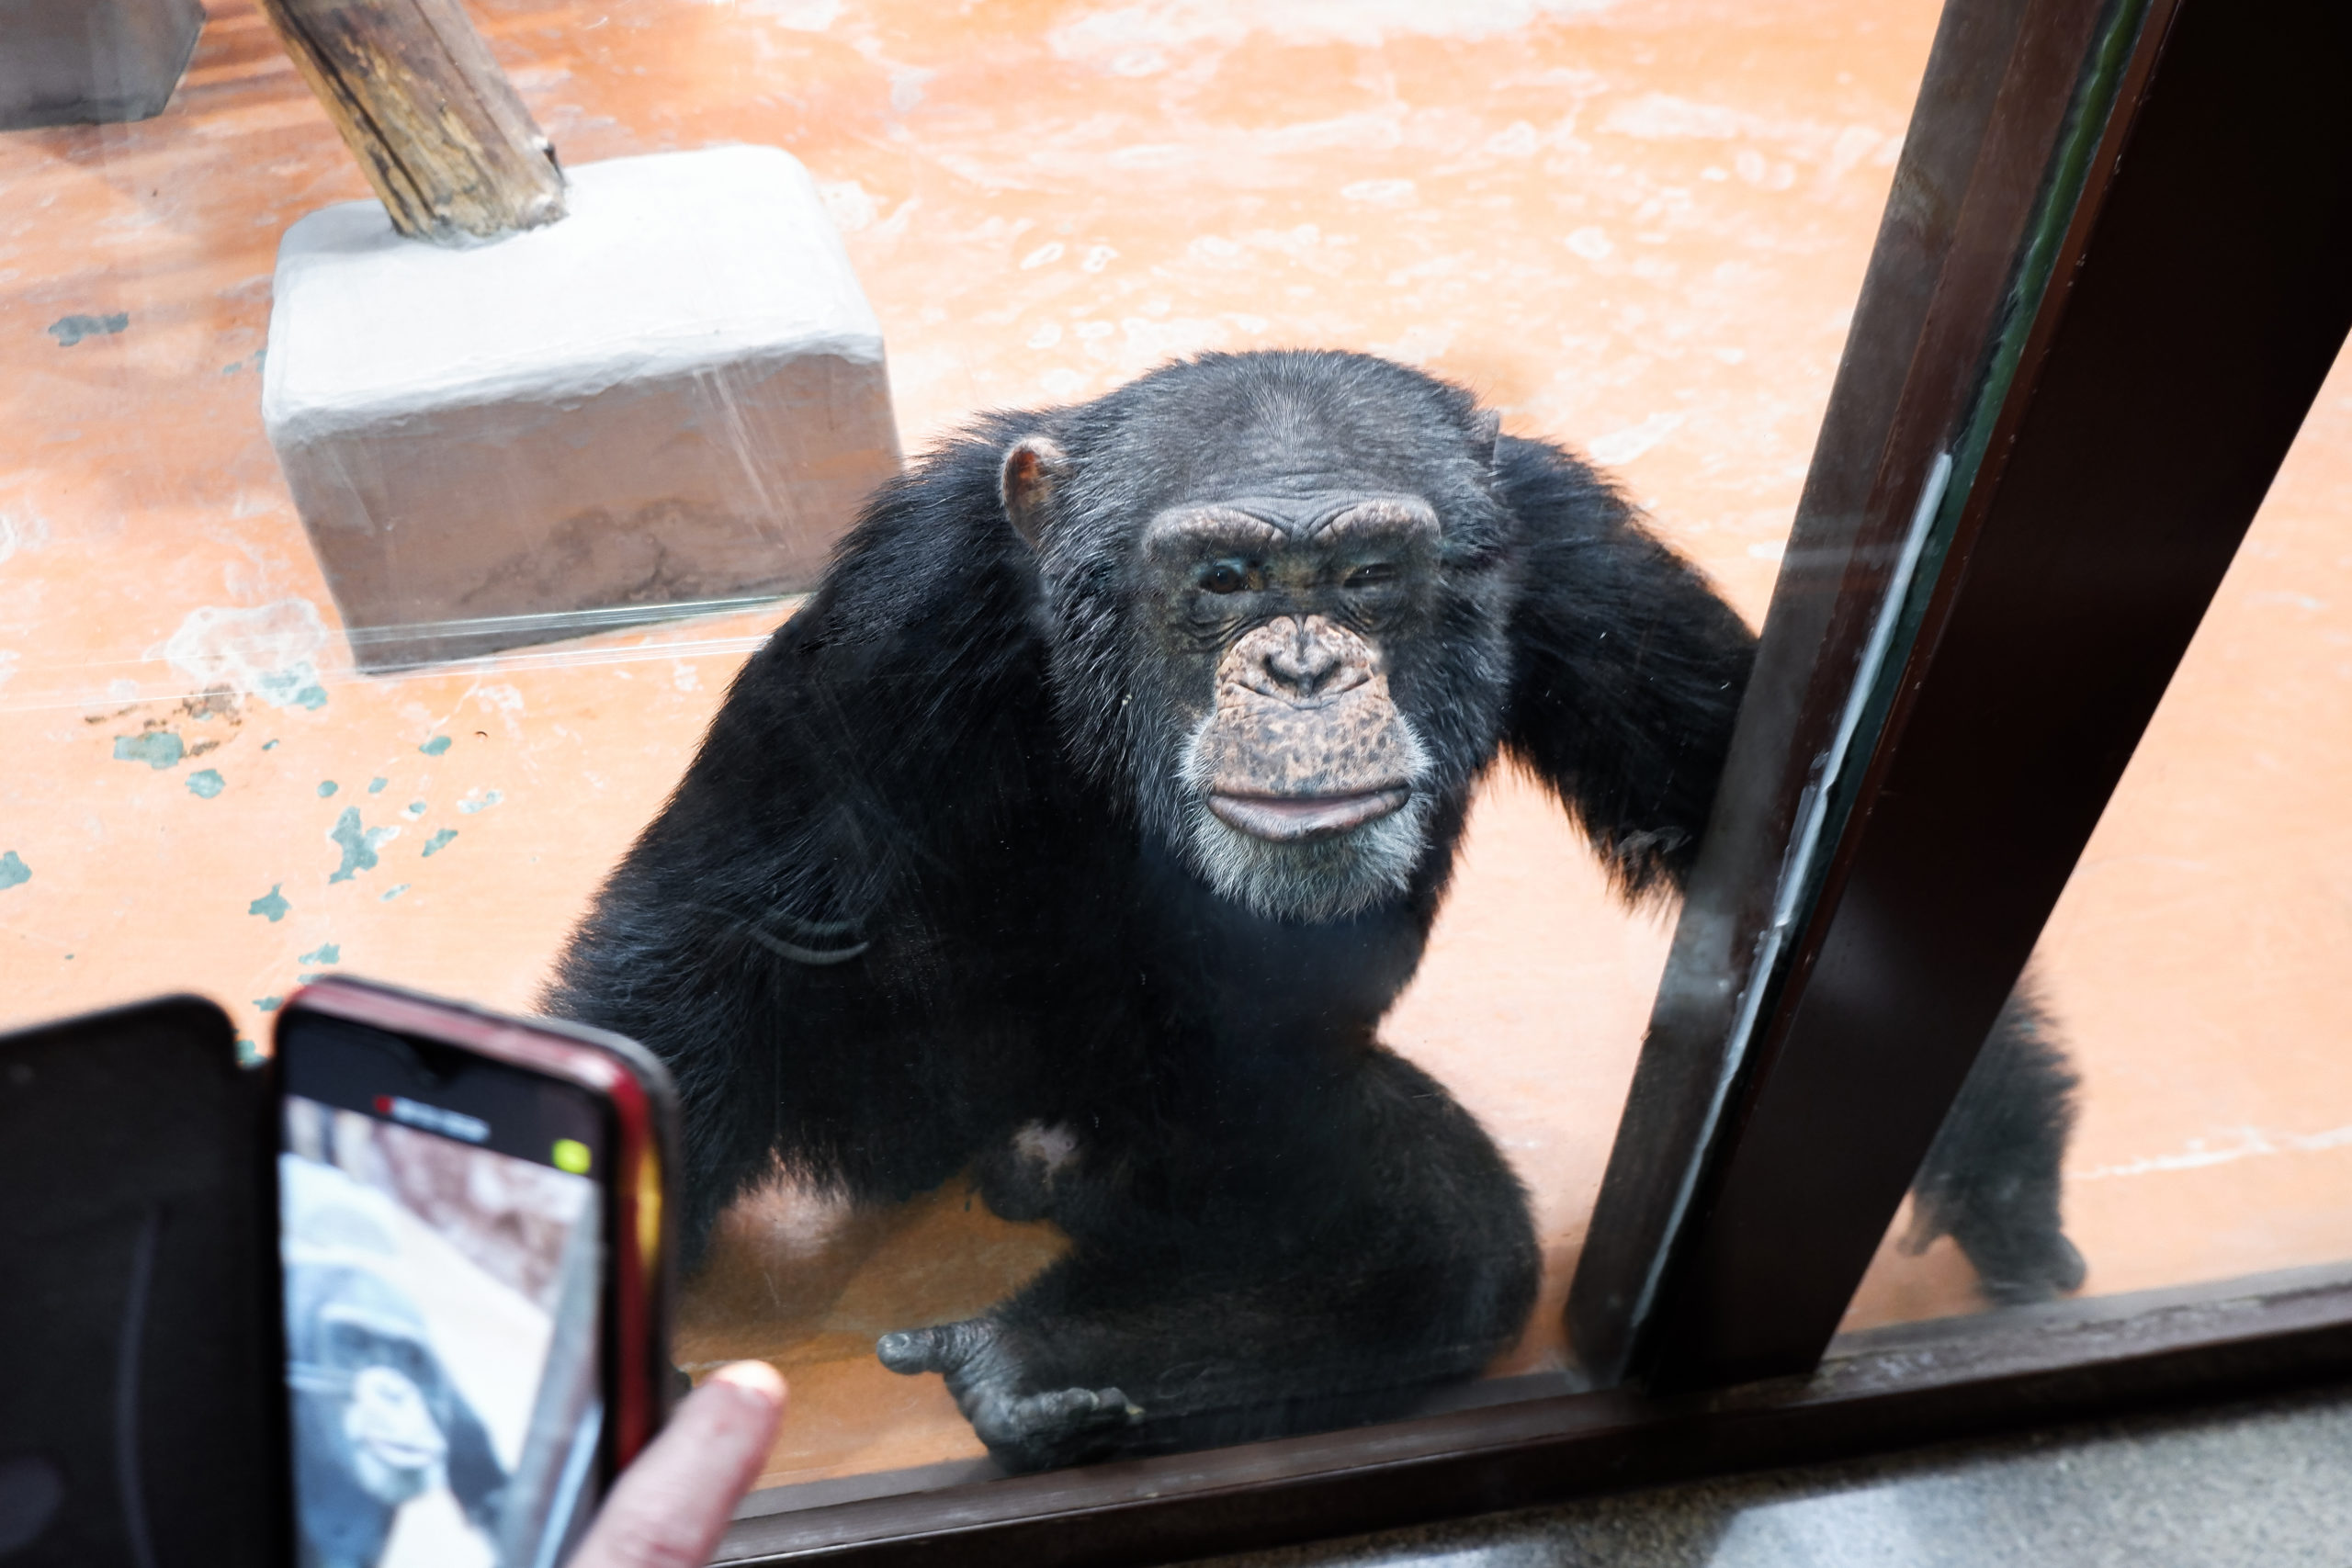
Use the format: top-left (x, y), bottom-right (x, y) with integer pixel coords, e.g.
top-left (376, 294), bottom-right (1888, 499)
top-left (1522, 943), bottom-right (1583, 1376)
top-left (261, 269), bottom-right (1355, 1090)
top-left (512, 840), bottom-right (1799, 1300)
top-left (566, 1360), bottom-right (786, 1568)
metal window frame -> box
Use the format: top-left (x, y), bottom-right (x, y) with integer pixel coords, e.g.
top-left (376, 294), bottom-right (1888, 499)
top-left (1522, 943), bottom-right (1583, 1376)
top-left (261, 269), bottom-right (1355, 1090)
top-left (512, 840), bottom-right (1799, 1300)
top-left (717, 0), bottom-right (2352, 1556)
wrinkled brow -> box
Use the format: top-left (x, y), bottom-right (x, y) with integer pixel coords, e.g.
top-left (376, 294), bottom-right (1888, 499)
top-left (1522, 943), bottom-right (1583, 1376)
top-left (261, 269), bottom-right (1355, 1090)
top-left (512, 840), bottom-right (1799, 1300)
top-left (1142, 507), bottom-right (1288, 563)
top-left (1143, 497), bottom-right (1440, 561)
top-left (1306, 498), bottom-right (1440, 545)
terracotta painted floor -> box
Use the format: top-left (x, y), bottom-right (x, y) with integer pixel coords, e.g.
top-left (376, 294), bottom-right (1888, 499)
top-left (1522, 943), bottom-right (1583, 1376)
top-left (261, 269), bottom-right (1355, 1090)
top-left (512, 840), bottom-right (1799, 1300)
top-left (2, 0), bottom-right (2346, 1495)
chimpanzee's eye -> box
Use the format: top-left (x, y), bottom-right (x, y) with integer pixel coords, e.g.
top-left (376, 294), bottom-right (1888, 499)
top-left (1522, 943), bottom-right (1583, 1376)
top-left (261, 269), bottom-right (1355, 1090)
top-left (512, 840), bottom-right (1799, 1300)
top-left (1199, 559), bottom-right (1257, 594)
top-left (1346, 562), bottom-right (1400, 591)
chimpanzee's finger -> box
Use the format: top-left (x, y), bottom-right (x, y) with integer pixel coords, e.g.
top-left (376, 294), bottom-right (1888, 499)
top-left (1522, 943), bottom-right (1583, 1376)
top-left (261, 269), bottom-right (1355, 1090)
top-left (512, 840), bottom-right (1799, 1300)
top-left (876, 1318), bottom-right (992, 1376)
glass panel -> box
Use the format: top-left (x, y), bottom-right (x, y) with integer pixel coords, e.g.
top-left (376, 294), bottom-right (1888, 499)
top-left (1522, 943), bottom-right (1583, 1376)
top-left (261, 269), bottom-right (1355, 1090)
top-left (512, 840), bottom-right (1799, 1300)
top-left (2, 0), bottom-right (1945, 1507)
top-left (1844, 343), bottom-right (2352, 1333)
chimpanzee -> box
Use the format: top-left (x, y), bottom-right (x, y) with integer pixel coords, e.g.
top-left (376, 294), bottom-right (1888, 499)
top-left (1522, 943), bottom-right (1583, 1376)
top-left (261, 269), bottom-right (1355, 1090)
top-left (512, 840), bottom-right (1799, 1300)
top-left (284, 1258), bottom-right (505, 1568)
top-left (546, 349), bottom-right (2082, 1472)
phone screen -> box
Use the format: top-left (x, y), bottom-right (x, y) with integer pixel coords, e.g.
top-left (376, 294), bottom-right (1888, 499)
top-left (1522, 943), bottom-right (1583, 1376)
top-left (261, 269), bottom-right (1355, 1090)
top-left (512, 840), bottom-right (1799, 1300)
top-left (277, 1011), bottom-right (612, 1568)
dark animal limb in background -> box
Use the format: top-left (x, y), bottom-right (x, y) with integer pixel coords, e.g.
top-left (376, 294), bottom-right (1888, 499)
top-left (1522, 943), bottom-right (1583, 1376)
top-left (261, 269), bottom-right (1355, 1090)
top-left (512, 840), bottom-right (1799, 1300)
top-left (547, 349), bottom-right (2081, 1472)
top-left (1907, 987), bottom-right (2086, 1302)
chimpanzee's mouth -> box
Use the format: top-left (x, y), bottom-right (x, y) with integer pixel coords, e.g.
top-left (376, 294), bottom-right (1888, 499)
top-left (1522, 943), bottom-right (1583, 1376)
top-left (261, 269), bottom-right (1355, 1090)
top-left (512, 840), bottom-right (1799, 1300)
top-left (1206, 787), bottom-right (1411, 841)
top-left (369, 1438), bottom-right (441, 1469)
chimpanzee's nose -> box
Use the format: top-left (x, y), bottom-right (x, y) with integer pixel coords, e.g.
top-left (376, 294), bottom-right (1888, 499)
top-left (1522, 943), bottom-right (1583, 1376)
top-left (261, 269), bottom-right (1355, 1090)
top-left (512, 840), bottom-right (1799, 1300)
top-left (1261, 615), bottom-right (1349, 697)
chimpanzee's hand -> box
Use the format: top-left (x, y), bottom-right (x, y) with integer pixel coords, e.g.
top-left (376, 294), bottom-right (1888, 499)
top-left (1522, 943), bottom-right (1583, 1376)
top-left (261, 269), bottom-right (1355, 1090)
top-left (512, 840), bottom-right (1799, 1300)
top-left (567, 1360), bottom-right (786, 1568)
top-left (876, 1317), bottom-right (1139, 1472)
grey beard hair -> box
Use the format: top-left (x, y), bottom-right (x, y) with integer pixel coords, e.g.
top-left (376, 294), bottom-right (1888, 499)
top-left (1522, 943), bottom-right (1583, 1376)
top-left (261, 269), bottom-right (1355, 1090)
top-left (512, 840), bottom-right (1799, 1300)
top-left (1176, 716), bottom-right (1434, 924)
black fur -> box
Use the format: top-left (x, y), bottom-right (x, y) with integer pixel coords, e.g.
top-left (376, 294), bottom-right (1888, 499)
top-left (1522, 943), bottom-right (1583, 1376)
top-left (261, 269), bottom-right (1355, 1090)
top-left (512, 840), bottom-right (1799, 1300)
top-left (545, 349), bottom-right (2078, 1469)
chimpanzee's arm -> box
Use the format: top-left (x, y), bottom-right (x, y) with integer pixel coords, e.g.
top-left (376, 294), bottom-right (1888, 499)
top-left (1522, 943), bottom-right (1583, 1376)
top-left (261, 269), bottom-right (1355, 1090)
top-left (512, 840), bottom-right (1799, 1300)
top-left (1494, 434), bottom-right (1757, 897)
top-left (542, 418), bottom-right (1059, 1254)
top-left (1497, 434), bottom-right (2085, 1303)
top-left (444, 1392), bottom-right (507, 1533)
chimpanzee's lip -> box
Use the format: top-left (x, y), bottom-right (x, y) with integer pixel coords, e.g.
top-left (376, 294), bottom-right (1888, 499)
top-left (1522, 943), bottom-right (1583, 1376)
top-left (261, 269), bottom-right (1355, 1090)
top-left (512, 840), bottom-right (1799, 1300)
top-left (368, 1437), bottom-right (442, 1469)
top-left (1206, 787), bottom-right (1410, 841)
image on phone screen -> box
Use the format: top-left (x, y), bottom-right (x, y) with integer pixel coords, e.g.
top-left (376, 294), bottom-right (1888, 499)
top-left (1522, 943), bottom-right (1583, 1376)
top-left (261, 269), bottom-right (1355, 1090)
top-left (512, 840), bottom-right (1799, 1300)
top-left (278, 1027), bottom-right (609, 1568)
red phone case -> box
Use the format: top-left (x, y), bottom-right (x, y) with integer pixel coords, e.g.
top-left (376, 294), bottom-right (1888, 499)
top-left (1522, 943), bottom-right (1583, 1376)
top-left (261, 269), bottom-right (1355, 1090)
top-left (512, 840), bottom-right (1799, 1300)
top-left (278, 976), bottom-right (681, 1468)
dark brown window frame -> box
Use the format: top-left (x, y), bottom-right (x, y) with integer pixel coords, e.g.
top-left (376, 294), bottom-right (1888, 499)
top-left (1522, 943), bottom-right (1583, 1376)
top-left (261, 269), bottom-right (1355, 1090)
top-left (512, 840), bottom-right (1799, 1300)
top-left (716, 0), bottom-right (2352, 1557)
top-left (720, 1263), bottom-right (2352, 1567)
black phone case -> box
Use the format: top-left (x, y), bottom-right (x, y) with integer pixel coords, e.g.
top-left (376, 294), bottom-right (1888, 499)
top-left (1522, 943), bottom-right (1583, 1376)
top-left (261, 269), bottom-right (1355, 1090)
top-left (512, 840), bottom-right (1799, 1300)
top-left (0, 996), bottom-right (288, 1568)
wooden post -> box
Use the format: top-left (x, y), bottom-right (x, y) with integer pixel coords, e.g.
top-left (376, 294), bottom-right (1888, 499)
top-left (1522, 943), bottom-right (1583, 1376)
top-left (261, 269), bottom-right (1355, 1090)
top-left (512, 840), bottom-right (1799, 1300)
top-left (256, 0), bottom-right (565, 245)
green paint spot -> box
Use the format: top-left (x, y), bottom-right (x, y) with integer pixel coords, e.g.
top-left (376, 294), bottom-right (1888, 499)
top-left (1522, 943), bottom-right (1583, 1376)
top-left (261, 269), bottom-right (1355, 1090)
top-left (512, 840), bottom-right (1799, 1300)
top-left (0, 852), bottom-right (28, 891)
top-left (368, 777), bottom-right (388, 794)
top-left (294, 685), bottom-right (328, 710)
top-left (298, 971), bottom-right (327, 983)
top-left (406, 800), bottom-right (427, 817)
top-left (187, 768), bottom-right (225, 799)
top-left (249, 884), bottom-right (289, 921)
top-left (254, 997), bottom-right (282, 1012)
top-left (420, 735), bottom-right (451, 756)
top-left (459, 789), bottom-right (503, 815)
top-left (422, 829), bottom-right (458, 858)
top-left (299, 942), bottom-right (340, 964)
top-left (381, 884), bottom-right (410, 901)
top-left (48, 311), bottom-right (128, 346)
top-left (263, 739), bottom-right (280, 750)
top-left (236, 1039), bottom-right (264, 1067)
top-left (113, 731), bottom-right (184, 769)
top-left (317, 780), bottom-right (338, 797)
top-left (328, 807), bottom-right (399, 883)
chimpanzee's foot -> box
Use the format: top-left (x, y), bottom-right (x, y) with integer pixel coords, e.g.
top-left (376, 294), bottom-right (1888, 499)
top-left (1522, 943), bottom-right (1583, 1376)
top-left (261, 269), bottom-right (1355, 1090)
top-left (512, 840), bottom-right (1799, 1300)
top-left (1913, 986), bottom-right (2086, 1307)
top-left (876, 1317), bottom-right (1140, 1472)
top-left (1953, 1221), bottom-right (2087, 1305)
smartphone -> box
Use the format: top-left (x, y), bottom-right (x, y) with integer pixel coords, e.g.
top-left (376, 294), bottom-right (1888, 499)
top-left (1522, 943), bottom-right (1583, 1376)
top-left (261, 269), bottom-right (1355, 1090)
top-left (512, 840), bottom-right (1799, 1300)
top-left (273, 976), bottom-right (677, 1568)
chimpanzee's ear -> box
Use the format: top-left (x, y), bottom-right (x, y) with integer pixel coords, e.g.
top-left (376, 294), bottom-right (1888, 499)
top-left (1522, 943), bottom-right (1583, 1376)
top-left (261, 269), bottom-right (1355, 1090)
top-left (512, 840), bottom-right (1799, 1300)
top-left (1000, 434), bottom-right (1071, 550)
top-left (1470, 409), bottom-right (1502, 473)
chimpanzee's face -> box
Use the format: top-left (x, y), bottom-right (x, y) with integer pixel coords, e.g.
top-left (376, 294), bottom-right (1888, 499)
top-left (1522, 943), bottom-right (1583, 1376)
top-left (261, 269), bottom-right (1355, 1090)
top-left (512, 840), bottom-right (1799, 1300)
top-left (1000, 363), bottom-right (1519, 923)
top-left (320, 1309), bottom-right (451, 1506)
top-left (1138, 491), bottom-right (1443, 921)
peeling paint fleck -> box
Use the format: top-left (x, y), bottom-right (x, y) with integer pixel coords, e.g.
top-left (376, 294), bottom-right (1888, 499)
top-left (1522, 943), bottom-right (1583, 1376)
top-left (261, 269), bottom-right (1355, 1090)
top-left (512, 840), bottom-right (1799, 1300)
top-left (255, 996), bottom-right (282, 1011)
top-left (250, 884), bottom-right (289, 920)
top-left (328, 808), bottom-right (399, 883)
top-left (318, 780), bottom-right (338, 797)
top-left (155, 600), bottom-right (331, 712)
top-left (458, 789), bottom-right (503, 815)
top-left (0, 851), bottom-right (28, 891)
top-left (299, 942), bottom-right (340, 964)
top-left (368, 777), bottom-right (389, 794)
top-left (381, 883), bottom-right (410, 901)
top-left (420, 736), bottom-right (452, 756)
top-left (48, 311), bottom-right (128, 346)
top-left (187, 768), bottom-right (225, 798)
top-left (114, 731), bottom-right (184, 769)
top-left (422, 829), bottom-right (458, 858)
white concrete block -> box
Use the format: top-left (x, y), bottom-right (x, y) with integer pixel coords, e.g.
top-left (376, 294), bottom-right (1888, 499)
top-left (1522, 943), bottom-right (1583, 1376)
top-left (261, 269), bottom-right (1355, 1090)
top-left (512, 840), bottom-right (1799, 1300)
top-left (262, 145), bottom-right (900, 669)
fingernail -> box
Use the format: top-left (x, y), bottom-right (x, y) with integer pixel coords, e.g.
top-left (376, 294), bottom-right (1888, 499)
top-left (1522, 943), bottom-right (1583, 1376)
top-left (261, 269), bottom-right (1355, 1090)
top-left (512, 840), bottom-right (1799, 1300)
top-left (708, 1359), bottom-right (787, 1410)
